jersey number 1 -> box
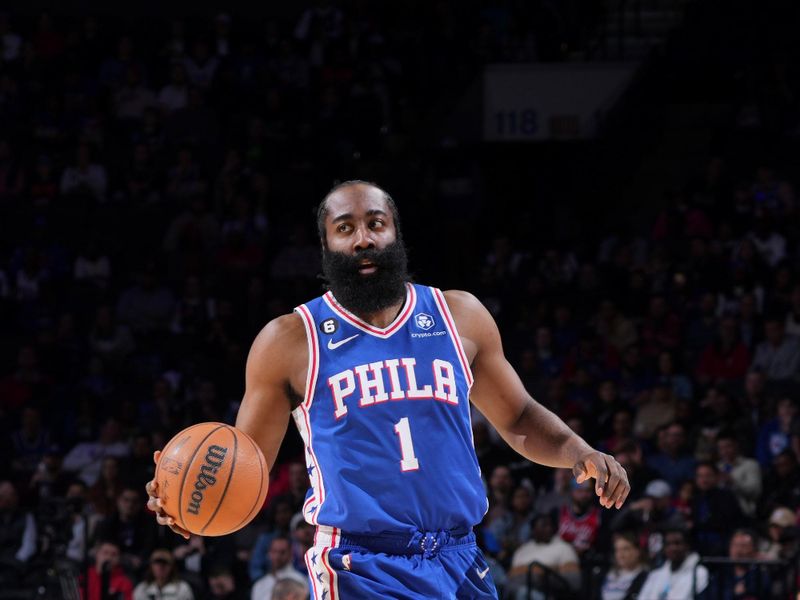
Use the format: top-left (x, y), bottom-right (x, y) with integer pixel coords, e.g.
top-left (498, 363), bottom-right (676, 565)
top-left (394, 417), bottom-right (420, 471)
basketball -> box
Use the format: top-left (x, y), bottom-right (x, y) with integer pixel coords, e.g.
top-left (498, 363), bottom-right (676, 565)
top-left (155, 422), bottom-right (268, 536)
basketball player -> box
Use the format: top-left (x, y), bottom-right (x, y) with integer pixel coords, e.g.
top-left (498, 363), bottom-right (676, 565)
top-left (146, 181), bottom-right (630, 599)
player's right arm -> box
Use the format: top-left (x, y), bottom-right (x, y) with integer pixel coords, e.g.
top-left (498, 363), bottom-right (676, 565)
top-left (234, 313), bottom-right (308, 470)
top-left (145, 313), bottom-right (308, 538)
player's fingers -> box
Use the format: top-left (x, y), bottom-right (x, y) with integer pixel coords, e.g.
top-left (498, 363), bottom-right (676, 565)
top-left (603, 469), bottom-right (626, 509)
top-left (615, 480), bottom-right (632, 510)
top-left (601, 456), bottom-right (621, 508)
top-left (169, 523), bottom-right (191, 540)
top-left (592, 458), bottom-right (609, 497)
top-left (572, 462), bottom-right (588, 484)
top-left (152, 450), bottom-right (161, 465)
top-left (145, 479), bottom-right (159, 497)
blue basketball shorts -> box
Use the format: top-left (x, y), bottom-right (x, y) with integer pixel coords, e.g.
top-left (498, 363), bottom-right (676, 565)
top-left (304, 525), bottom-right (499, 599)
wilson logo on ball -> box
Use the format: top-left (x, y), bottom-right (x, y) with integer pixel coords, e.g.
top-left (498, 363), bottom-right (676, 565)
top-left (187, 444), bottom-right (228, 515)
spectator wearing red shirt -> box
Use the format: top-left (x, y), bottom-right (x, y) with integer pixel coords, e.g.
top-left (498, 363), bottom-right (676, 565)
top-left (640, 295), bottom-right (682, 358)
top-left (558, 479), bottom-right (601, 555)
top-left (81, 540), bottom-right (133, 600)
top-left (695, 316), bottom-right (751, 386)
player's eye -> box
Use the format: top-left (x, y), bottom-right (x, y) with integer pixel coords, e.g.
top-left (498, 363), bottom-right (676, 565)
top-left (336, 223), bottom-right (351, 233)
top-left (369, 219), bottom-right (385, 229)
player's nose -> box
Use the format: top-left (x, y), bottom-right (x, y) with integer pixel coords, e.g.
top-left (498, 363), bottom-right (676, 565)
top-left (352, 225), bottom-right (375, 251)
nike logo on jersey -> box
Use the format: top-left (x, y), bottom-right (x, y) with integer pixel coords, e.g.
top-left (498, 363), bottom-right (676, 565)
top-left (477, 566), bottom-right (490, 579)
top-left (327, 334), bottom-right (360, 350)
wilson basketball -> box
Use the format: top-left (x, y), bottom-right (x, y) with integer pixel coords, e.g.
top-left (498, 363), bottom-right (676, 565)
top-left (155, 422), bottom-right (268, 536)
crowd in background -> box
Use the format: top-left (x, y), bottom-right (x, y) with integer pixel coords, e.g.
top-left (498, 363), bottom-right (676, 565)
top-left (1, 3), bottom-right (800, 600)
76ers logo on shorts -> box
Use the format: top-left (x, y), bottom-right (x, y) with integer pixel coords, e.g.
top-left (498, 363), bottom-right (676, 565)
top-left (415, 313), bottom-right (435, 330)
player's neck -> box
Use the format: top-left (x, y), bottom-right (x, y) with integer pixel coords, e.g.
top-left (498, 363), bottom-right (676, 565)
top-left (354, 297), bottom-right (406, 329)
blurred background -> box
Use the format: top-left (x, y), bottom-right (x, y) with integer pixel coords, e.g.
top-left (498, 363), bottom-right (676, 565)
top-left (1, 1), bottom-right (799, 599)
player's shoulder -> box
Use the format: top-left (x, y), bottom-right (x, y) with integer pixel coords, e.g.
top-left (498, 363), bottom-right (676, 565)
top-left (249, 312), bottom-right (306, 358)
top-left (439, 289), bottom-right (498, 341)
top-left (440, 289), bottom-right (485, 313)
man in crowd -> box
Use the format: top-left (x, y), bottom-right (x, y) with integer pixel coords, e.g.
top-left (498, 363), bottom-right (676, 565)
top-left (638, 528), bottom-right (709, 600)
top-left (250, 537), bottom-right (307, 600)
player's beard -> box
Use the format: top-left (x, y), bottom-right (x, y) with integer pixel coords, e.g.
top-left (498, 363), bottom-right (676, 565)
top-left (321, 240), bottom-right (410, 315)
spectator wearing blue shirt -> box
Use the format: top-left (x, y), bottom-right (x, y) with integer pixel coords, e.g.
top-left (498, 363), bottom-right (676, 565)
top-left (756, 397), bottom-right (799, 467)
top-left (647, 422), bottom-right (696, 493)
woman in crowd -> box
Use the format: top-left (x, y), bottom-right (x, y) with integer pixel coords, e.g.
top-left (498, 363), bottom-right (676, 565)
top-left (598, 532), bottom-right (648, 600)
top-left (133, 548), bottom-right (195, 600)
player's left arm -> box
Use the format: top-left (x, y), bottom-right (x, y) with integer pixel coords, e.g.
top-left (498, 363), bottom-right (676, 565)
top-left (444, 290), bottom-right (630, 510)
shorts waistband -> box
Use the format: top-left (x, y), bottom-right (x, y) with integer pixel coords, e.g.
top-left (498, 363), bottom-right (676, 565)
top-left (314, 525), bottom-right (474, 558)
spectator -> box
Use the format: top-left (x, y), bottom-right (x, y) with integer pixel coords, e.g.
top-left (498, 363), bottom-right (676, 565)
top-left (250, 537), bottom-right (307, 600)
top-left (89, 305), bottom-right (136, 366)
top-left (207, 566), bottom-right (246, 600)
top-left (116, 266), bottom-right (176, 337)
top-left (716, 431), bottom-right (761, 517)
top-left (60, 143), bottom-right (108, 202)
top-left (750, 316), bottom-right (800, 387)
top-left (756, 397), bottom-right (799, 467)
top-left (760, 450), bottom-right (800, 514)
top-left (74, 240), bottom-right (112, 291)
top-left (633, 383), bottom-right (678, 440)
top-left (507, 512), bottom-right (580, 597)
top-left (248, 498), bottom-right (295, 582)
top-left (558, 479), bottom-right (601, 555)
top-left (0, 480), bottom-right (36, 583)
top-left (708, 529), bottom-right (770, 599)
top-left (270, 578), bottom-right (307, 600)
top-left (613, 440), bottom-right (660, 501)
top-left (489, 484), bottom-right (535, 554)
top-left (611, 479), bottom-right (685, 564)
top-left (92, 485), bottom-right (158, 574)
top-left (86, 456), bottom-right (125, 517)
top-left (594, 299), bottom-right (638, 352)
top-left (785, 284), bottom-right (800, 337)
top-left (0, 14), bottom-right (22, 63)
top-left (600, 408), bottom-right (635, 455)
top-left (646, 422), bottom-right (696, 492)
top-left (133, 548), bottom-right (194, 600)
top-left (114, 66), bottom-right (155, 122)
top-left (62, 417), bottom-right (131, 486)
top-left (692, 461), bottom-right (744, 556)
top-left (638, 528), bottom-right (709, 600)
top-left (158, 62), bottom-right (189, 113)
top-left (655, 351), bottom-right (693, 402)
top-left (598, 532), bottom-right (648, 600)
top-left (11, 405), bottom-right (51, 476)
top-left (762, 506), bottom-right (799, 560)
top-left (81, 539), bottom-right (134, 600)
top-left (28, 444), bottom-right (71, 502)
top-left (695, 317), bottom-right (751, 386)
top-left (640, 295), bottom-right (682, 358)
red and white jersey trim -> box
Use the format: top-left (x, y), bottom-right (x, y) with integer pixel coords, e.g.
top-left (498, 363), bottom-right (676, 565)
top-left (293, 304), bottom-right (326, 524)
top-left (295, 304), bottom-right (320, 409)
top-left (431, 288), bottom-right (474, 388)
top-left (307, 526), bottom-right (341, 600)
top-left (313, 524), bottom-right (341, 548)
top-left (322, 283), bottom-right (417, 339)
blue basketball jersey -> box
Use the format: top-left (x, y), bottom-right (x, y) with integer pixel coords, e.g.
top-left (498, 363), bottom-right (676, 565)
top-left (292, 283), bottom-right (488, 537)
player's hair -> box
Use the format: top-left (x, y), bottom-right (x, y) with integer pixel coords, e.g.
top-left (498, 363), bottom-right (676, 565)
top-left (272, 578), bottom-right (307, 600)
top-left (316, 180), bottom-right (402, 244)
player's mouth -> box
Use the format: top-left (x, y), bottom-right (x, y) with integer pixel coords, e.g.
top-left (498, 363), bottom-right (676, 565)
top-left (358, 260), bottom-right (377, 275)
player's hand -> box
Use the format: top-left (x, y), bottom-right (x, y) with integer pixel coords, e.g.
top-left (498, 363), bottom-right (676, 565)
top-left (573, 450), bottom-right (630, 510)
top-left (146, 450), bottom-right (191, 540)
